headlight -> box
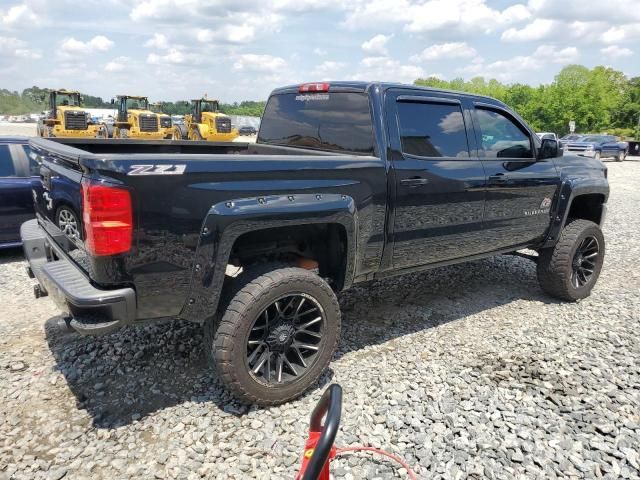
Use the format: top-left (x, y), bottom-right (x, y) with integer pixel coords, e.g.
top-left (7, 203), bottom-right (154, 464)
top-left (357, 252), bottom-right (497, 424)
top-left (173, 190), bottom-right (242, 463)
top-left (585, 144), bottom-right (594, 150)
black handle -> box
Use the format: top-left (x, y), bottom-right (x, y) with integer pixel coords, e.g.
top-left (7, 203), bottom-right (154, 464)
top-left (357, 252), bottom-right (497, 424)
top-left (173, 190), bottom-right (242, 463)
top-left (400, 177), bottom-right (429, 187)
top-left (302, 384), bottom-right (343, 480)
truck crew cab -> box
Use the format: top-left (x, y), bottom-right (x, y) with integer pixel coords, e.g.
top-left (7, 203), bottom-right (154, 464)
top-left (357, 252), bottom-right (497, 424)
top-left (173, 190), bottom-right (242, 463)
top-left (22, 82), bottom-right (609, 405)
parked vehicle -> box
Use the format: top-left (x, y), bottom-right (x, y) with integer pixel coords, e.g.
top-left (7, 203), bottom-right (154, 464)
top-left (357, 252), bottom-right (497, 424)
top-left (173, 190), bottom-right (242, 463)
top-left (174, 98), bottom-right (239, 141)
top-left (0, 137), bottom-right (38, 248)
top-left (150, 103), bottom-right (173, 139)
top-left (239, 125), bottom-right (257, 136)
top-left (37, 90), bottom-right (101, 138)
top-left (561, 134), bottom-right (582, 142)
top-left (564, 134), bottom-right (628, 161)
top-left (536, 132), bottom-right (558, 141)
top-left (104, 95), bottom-right (168, 140)
top-left (22, 81), bottom-right (609, 405)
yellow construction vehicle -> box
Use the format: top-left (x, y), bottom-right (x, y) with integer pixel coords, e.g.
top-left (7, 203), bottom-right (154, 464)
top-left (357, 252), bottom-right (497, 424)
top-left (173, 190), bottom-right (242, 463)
top-left (109, 95), bottom-right (167, 139)
top-left (37, 89), bottom-right (101, 138)
top-left (150, 102), bottom-right (173, 139)
top-left (174, 98), bottom-right (238, 141)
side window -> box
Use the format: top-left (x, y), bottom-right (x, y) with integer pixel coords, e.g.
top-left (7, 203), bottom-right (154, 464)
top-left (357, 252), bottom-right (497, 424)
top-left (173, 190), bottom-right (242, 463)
top-left (23, 145), bottom-right (40, 176)
top-left (475, 108), bottom-right (533, 159)
top-left (397, 101), bottom-right (469, 158)
top-left (0, 145), bottom-right (16, 177)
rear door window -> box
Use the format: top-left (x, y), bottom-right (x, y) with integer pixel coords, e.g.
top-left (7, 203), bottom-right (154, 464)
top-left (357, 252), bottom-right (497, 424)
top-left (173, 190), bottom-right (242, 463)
top-left (475, 108), bottom-right (533, 159)
top-left (258, 92), bottom-right (375, 155)
top-left (0, 145), bottom-right (16, 177)
top-left (397, 101), bottom-right (469, 158)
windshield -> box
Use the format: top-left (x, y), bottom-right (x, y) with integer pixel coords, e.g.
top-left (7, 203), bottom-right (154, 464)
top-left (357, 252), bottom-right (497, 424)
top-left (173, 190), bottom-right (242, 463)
top-left (201, 101), bottom-right (219, 113)
top-left (126, 98), bottom-right (148, 110)
top-left (258, 91), bottom-right (375, 155)
top-left (55, 93), bottom-right (80, 107)
top-left (581, 136), bottom-right (608, 142)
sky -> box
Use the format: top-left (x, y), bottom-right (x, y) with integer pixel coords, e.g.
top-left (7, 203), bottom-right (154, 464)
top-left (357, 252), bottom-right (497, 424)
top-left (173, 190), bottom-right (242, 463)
top-left (0, 0), bottom-right (639, 103)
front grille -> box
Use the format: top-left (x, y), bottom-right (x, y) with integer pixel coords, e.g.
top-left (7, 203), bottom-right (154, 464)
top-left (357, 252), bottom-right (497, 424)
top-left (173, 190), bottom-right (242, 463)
top-left (216, 116), bottom-right (232, 133)
top-left (159, 116), bottom-right (172, 128)
top-left (139, 114), bottom-right (159, 132)
top-left (64, 111), bottom-right (87, 130)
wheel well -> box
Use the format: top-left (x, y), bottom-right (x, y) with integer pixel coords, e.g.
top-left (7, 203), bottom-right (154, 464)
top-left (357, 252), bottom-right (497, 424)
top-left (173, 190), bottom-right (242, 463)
top-left (229, 224), bottom-right (348, 290)
top-left (567, 194), bottom-right (605, 225)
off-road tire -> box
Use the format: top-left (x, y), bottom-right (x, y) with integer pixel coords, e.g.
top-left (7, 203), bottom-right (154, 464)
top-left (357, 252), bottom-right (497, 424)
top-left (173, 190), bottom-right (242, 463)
top-left (119, 128), bottom-right (130, 139)
top-left (537, 219), bottom-right (605, 301)
top-left (96, 125), bottom-right (108, 139)
top-left (204, 266), bottom-right (341, 405)
top-left (594, 151), bottom-right (601, 161)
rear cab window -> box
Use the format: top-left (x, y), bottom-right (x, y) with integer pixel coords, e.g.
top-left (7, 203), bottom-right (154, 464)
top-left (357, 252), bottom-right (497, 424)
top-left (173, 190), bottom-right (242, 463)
top-left (257, 90), bottom-right (376, 156)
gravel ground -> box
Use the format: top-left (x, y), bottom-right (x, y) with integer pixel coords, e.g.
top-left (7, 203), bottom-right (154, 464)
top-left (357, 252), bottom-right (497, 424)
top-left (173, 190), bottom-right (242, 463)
top-left (1, 159), bottom-right (639, 480)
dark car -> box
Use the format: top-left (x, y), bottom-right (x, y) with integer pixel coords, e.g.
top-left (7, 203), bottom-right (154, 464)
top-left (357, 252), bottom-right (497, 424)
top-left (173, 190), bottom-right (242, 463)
top-left (23, 81), bottom-right (609, 405)
top-left (239, 125), bottom-right (257, 135)
top-left (0, 137), bottom-right (39, 248)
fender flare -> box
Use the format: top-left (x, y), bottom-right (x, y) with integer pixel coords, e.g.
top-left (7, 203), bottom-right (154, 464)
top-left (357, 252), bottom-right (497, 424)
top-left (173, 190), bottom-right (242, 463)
top-left (542, 177), bottom-right (609, 248)
top-left (180, 193), bottom-right (357, 323)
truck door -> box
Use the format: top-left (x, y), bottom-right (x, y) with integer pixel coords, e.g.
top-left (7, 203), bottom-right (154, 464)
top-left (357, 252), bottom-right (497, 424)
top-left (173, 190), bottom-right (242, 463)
top-left (471, 103), bottom-right (560, 249)
top-left (386, 90), bottom-right (486, 269)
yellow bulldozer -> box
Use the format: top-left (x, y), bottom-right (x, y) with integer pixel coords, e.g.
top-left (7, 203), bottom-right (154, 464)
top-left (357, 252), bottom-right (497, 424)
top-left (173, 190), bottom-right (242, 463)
top-left (174, 98), bottom-right (238, 141)
top-left (37, 89), bottom-right (101, 138)
top-left (108, 95), bottom-right (167, 140)
top-left (149, 102), bottom-right (173, 139)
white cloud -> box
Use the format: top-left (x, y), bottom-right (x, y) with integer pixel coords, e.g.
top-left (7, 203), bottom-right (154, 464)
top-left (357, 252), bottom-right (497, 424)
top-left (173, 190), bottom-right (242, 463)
top-left (146, 48), bottom-right (201, 66)
top-left (533, 45), bottom-right (579, 63)
top-left (411, 42), bottom-right (477, 62)
top-left (144, 33), bottom-right (170, 49)
top-left (197, 24), bottom-right (256, 44)
top-left (233, 54), bottom-right (287, 72)
top-left (526, 0), bottom-right (640, 23)
top-left (344, 0), bottom-right (531, 34)
top-left (362, 34), bottom-right (393, 55)
top-left (61, 35), bottom-right (114, 55)
top-left (312, 60), bottom-right (346, 78)
top-left (105, 56), bottom-right (131, 72)
top-left (600, 45), bottom-right (633, 58)
top-left (501, 18), bottom-right (556, 42)
top-left (1, 3), bottom-right (39, 26)
top-left (350, 56), bottom-right (424, 84)
top-left (313, 48), bottom-right (328, 56)
top-left (600, 24), bottom-right (640, 44)
top-left (0, 36), bottom-right (40, 59)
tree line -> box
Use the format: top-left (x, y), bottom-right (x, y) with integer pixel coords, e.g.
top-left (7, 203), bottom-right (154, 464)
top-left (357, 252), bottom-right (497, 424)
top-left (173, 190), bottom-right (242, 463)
top-left (0, 86), bottom-right (266, 118)
top-left (415, 65), bottom-right (640, 138)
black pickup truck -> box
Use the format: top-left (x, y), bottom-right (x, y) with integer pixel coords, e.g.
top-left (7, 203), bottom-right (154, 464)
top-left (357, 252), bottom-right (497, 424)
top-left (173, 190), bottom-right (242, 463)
top-left (22, 82), bottom-right (609, 405)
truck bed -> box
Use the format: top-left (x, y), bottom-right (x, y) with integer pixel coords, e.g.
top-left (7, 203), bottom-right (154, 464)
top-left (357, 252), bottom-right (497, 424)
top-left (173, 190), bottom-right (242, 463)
top-left (33, 138), bottom-right (345, 157)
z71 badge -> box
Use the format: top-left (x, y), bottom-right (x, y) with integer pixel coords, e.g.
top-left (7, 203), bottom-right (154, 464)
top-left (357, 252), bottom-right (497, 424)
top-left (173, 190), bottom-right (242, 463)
top-left (128, 164), bottom-right (186, 176)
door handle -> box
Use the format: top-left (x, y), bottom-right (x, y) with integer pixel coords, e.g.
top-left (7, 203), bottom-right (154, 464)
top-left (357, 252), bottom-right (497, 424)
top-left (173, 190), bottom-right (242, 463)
top-left (488, 173), bottom-right (507, 184)
top-left (400, 177), bottom-right (429, 187)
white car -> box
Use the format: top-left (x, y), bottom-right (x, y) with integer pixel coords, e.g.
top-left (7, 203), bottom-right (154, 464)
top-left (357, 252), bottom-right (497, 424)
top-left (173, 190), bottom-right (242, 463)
top-left (536, 132), bottom-right (558, 141)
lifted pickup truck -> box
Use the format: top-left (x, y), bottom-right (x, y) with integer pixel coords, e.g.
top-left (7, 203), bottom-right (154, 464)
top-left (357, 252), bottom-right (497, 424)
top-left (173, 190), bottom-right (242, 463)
top-left (23, 82), bottom-right (609, 405)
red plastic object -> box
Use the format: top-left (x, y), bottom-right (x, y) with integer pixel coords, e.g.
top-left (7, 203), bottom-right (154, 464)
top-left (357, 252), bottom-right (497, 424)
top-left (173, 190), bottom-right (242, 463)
top-left (295, 431), bottom-right (336, 480)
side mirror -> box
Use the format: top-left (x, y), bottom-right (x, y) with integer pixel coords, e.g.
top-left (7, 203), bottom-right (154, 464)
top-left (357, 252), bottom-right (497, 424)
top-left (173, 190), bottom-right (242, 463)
top-left (539, 138), bottom-right (561, 160)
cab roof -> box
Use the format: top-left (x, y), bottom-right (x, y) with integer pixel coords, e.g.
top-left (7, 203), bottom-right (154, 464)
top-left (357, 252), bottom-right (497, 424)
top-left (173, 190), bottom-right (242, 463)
top-left (271, 81), bottom-right (507, 107)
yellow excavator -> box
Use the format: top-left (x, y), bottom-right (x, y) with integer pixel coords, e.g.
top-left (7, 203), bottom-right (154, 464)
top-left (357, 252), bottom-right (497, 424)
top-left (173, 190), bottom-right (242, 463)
top-left (175, 98), bottom-right (238, 141)
top-left (149, 102), bottom-right (173, 139)
top-left (109, 95), bottom-right (167, 140)
top-left (37, 89), bottom-right (101, 138)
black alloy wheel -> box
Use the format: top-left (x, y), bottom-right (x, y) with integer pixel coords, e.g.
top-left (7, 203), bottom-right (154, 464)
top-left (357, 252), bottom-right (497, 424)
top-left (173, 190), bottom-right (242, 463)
top-left (245, 293), bottom-right (325, 385)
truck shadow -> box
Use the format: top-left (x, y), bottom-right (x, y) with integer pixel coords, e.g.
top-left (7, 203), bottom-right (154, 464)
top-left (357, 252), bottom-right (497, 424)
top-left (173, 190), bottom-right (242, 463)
top-left (44, 253), bottom-right (559, 428)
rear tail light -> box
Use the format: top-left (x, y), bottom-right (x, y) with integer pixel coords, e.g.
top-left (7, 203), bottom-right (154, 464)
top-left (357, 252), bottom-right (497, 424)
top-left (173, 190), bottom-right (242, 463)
top-left (299, 83), bottom-right (330, 93)
top-left (81, 180), bottom-right (133, 256)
